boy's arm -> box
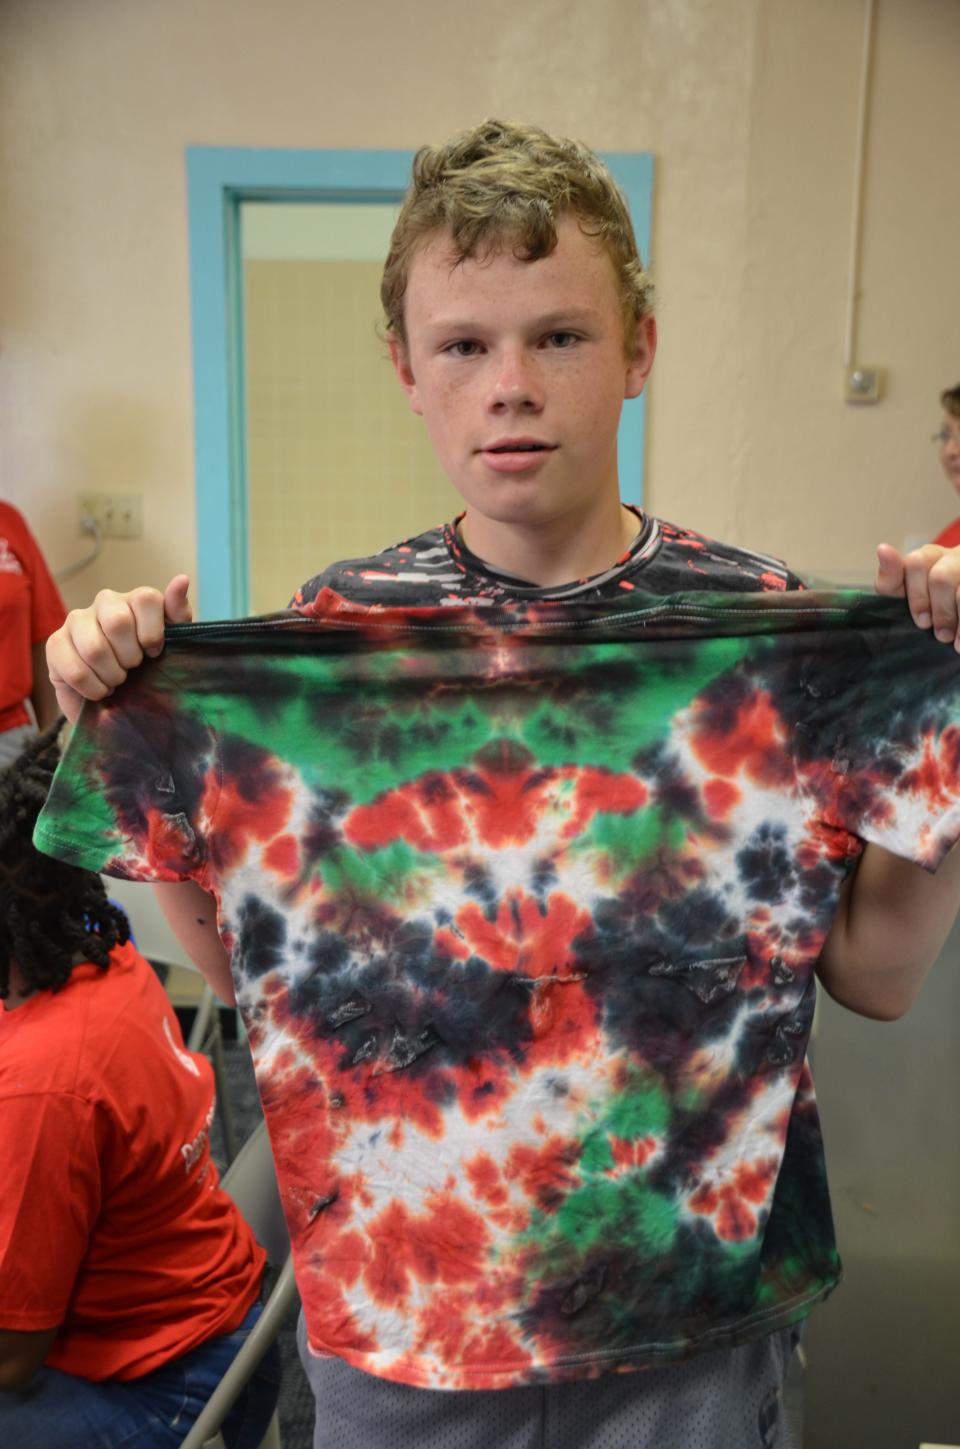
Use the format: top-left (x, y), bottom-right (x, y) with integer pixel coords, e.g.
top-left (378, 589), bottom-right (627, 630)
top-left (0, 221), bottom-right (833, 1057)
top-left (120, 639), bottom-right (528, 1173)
top-left (815, 843), bottom-right (960, 1020)
top-left (46, 576), bottom-right (192, 723)
top-left (45, 574), bottom-right (234, 1001)
top-left (152, 881), bottom-right (237, 1006)
top-left (0, 1328), bottom-right (57, 1391)
top-left (820, 543), bottom-right (960, 1018)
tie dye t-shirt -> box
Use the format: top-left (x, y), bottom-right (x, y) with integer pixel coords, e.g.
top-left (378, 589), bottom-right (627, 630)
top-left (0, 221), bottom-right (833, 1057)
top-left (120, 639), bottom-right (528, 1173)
top-left (34, 518), bottom-right (960, 1391)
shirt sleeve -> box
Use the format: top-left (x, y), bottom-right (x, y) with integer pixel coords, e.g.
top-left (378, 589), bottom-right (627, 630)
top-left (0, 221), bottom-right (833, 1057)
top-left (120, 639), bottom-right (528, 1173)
top-left (33, 660), bottom-right (219, 885)
top-left (288, 566), bottom-right (333, 611)
top-left (794, 600), bottom-right (960, 870)
top-left (1, 504), bottom-right (67, 643)
top-left (932, 519), bottom-right (960, 549)
top-left (0, 1093), bottom-right (101, 1330)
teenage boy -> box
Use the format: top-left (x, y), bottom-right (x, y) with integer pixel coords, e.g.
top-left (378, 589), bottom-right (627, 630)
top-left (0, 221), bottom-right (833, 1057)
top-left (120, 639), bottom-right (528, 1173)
top-left (42, 121), bottom-right (960, 1449)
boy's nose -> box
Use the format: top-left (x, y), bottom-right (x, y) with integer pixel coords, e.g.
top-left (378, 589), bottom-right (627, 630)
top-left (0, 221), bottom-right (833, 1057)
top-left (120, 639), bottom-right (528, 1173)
top-left (487, 352), bottom-right (545, 411)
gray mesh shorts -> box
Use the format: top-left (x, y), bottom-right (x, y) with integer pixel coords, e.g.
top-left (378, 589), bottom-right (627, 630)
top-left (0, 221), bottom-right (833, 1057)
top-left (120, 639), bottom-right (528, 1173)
top-left (297, 1313), bottom-right (798, 1449)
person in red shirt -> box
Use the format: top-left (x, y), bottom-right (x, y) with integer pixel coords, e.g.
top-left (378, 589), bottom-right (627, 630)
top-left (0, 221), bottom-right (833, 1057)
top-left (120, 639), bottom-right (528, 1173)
top-left (932, 384), bottom-right (960, 547)
top-left (0, 502), bottom-right (65, 769)
top-left (0, 725), bottom-right (282, 1447)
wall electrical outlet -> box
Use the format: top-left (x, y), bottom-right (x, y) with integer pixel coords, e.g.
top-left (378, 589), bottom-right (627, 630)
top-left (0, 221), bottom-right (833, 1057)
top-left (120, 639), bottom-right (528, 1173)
top-left (77, 492), bottom-right (143, 539)
top-left (844, 366), bottom-right (885, 404)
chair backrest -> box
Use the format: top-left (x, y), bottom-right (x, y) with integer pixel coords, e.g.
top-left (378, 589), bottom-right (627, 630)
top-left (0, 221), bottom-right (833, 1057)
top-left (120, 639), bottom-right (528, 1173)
top-left (220, 1120), bottom-right (290, 1267)
top-left (186, 982), bottom-right (219, 1053)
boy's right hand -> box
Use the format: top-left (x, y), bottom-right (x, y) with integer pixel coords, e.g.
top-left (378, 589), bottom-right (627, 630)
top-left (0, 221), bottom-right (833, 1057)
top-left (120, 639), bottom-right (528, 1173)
top-left (46, 575), bottom-right (193, 723)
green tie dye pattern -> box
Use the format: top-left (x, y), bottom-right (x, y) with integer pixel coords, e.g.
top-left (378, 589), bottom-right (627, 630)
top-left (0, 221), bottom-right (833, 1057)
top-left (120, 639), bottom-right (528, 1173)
top-left (33, 588), bottom-right (960, 1388)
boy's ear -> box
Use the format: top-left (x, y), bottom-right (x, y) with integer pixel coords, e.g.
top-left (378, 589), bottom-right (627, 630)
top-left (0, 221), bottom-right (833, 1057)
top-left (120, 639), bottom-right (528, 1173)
top-left (388, 337), bottom-right (424, 416)
top-left (624, 315), bottom-right (657, 400)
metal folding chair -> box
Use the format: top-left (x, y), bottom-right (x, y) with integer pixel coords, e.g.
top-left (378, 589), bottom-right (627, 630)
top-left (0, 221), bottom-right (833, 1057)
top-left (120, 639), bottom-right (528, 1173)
top-left (178, 1121), bottom-right (299, 1449)
top-left (186, 982), bottom-right (240, 1165)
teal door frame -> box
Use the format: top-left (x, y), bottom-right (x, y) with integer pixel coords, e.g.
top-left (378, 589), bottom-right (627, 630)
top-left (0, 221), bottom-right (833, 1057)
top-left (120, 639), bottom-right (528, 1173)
top-left (185, 146), bottom-right (654, 619)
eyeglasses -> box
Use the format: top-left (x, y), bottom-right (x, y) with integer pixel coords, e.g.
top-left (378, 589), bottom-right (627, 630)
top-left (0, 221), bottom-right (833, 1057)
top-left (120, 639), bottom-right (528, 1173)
top-left (932, 427), bottom-right (960, 448)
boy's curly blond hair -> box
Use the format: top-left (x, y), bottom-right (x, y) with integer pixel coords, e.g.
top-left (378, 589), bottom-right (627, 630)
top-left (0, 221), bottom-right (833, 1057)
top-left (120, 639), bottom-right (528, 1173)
top-left (381, 119), bottom-right (654, 356)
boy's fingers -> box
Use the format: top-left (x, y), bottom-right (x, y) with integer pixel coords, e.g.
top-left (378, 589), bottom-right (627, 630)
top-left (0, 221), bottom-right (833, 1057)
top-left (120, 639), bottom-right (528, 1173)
top-left (45, 631), bottom-right (88, 723)
top-left (925, 555), bottom-right (960, 642)
top-left (132, 575), bottom-right (192, 659)
top-left (122, 587), bottom-right (169, 659)
top-left (45, 620), bottom-right (121, 703)
top-left (69, 604), bottom-right (139, 686)
top-left (96, 589), bottom-right (159, 670)
top-left (163, 574), bottom-right (193, 625)
top-left (874, 544), bottom-right (906, 598)
top-left (49, 676), bottom-right (84, 725)
top-left (45, 578), bottom-right (186, 711)
top-left (902, 553), bottom-right (935, 631)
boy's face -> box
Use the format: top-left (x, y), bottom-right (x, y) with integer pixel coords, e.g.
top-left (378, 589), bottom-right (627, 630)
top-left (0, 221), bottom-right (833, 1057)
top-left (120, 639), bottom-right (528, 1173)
top-left (390, 216), bottom-right (655, 533)
top-left (940, 411), bottom-right (960, 497)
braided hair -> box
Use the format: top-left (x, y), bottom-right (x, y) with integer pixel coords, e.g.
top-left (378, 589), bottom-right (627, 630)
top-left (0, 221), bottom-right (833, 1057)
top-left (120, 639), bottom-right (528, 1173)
top-left (0, 721), bottom-right (129, 1000)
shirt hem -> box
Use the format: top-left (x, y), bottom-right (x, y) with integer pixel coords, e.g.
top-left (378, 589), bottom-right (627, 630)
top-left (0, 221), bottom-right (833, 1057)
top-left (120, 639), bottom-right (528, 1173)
top-left (32, 822), bottom-right (118, 874)
top-left (44, 1272), bottom-right (265, 1383)
top-left (305, 1277), bottom-right (839, 1391)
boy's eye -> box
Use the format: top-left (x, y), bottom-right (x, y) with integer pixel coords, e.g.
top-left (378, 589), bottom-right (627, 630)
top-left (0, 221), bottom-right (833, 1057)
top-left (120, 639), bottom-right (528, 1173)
top-left (544, 331), bottom-right (579, 349)
top-left (444, 340), bottom-right (483, 358)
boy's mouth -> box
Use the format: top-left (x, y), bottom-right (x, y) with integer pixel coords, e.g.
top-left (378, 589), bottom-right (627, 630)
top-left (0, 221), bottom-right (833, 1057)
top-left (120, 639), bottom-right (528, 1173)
top-left (484, 438), bottom-right (555, 453)
top-left (477, 440), bottom-right (556, 475)
top-left (480, 439), bottom-right (557, 473)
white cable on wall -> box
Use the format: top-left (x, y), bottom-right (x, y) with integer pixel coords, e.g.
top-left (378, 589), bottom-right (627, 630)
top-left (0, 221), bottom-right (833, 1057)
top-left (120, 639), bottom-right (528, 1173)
top-left (843, 0), bottom-right (877, 370)
top-left (54, 516), bottom-right (102, 582)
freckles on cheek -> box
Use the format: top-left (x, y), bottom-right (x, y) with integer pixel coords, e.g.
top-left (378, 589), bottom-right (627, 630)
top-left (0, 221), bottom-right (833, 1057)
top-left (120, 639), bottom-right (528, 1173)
top-left (418, 366), bottom-right (463, 414)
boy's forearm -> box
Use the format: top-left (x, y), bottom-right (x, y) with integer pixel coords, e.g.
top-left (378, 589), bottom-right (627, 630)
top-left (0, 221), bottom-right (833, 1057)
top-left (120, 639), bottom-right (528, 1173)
top-left (152, 880), bottom-right (237, 1005)
top-left (815, 841), bottom-right (960, 1020)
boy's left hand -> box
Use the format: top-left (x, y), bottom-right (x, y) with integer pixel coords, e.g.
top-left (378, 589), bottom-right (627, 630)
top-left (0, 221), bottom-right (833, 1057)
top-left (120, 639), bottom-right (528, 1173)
top-left (876, 543), bottom-right (960, 651)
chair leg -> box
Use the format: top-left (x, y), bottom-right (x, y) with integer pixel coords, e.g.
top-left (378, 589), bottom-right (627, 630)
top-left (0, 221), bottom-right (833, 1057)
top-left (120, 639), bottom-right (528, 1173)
top-left (258, 1409), bottom-right (283, 1449)
top-left (210, 1015), bottom-right (240, 1165)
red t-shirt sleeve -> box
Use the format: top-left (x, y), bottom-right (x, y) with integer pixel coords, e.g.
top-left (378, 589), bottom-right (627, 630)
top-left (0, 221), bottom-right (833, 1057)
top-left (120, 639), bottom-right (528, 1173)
top-left (0, 503), bottom-right (67, 728)
top-left (932, 518), bottom-right (960, 548)
top-left (0, 503), bottom-right (67, 644)
top-left (0, 1092), bottom-right (102, 1330)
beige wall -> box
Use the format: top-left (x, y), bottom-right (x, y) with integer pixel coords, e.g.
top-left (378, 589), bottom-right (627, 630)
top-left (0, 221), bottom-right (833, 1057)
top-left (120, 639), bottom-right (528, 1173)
top-left (1, 0), bottom-right (958, 609)
top-left (736, 0), bottom-right (960, 577)
top-left (244, 257), bottom-right (460, 613)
